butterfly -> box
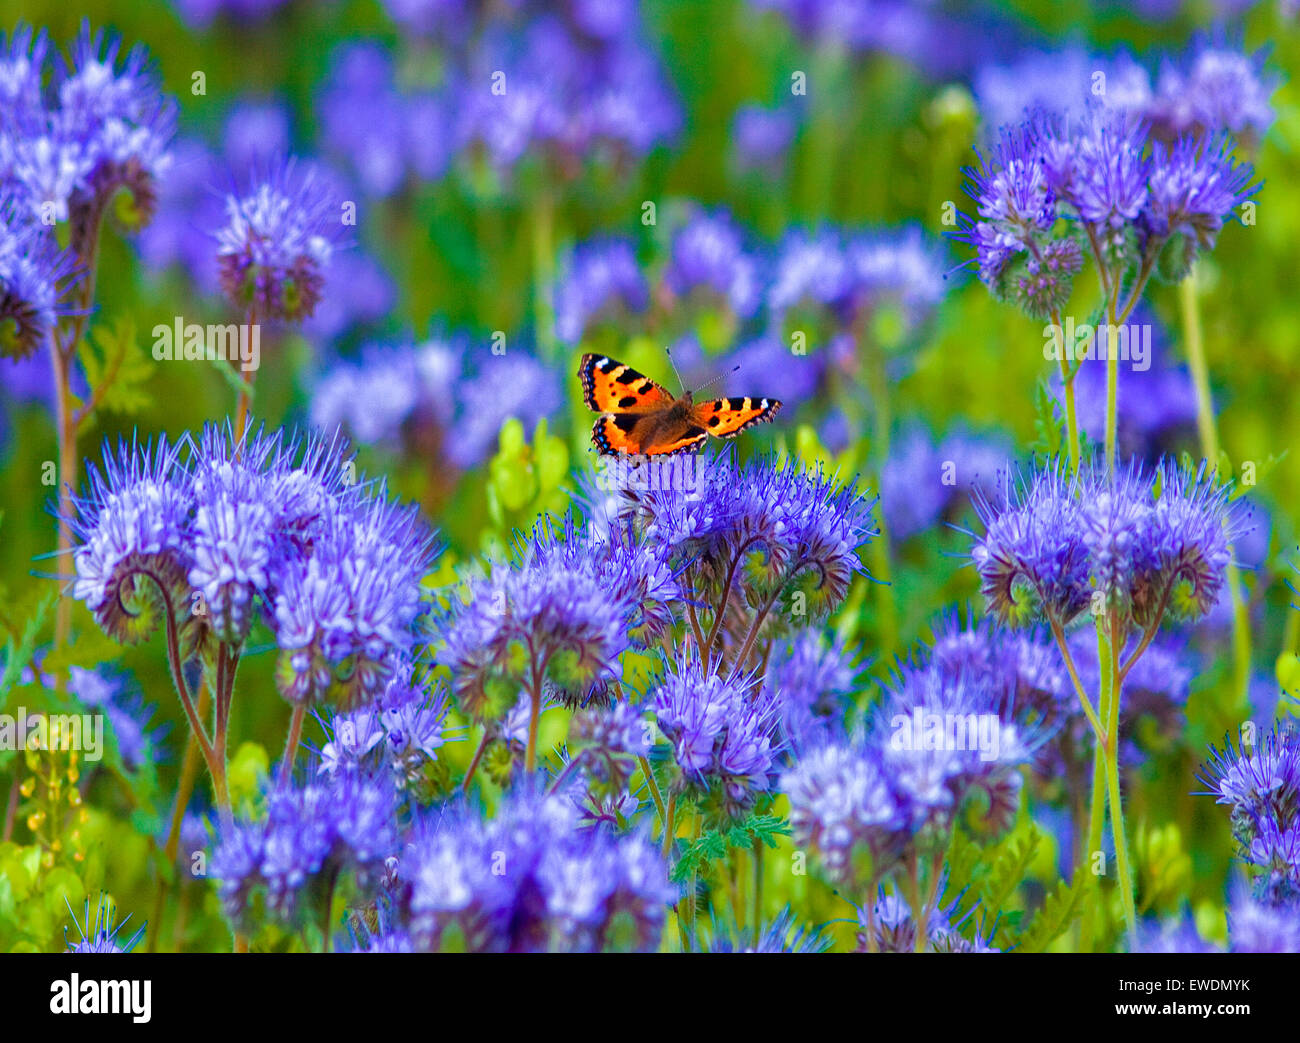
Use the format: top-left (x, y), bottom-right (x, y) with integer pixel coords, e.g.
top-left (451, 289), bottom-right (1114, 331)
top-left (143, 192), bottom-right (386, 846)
top-left (579, 353), bottom-right (782, 456)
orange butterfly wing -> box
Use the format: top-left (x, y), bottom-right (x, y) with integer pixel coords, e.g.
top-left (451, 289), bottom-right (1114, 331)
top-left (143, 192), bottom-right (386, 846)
top-left (592, 415), bottom-right (708, 456)
top-left (691, 396), bottom-right (783, 438)
top-left (579, 354), bottom-right (675, 413)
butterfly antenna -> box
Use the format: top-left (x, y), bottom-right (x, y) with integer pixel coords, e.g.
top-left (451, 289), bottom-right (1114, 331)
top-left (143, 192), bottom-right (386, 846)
top-left (689, 364), bottom-right (740, 397)
top-left (663, 343), bottom-right (689, 395)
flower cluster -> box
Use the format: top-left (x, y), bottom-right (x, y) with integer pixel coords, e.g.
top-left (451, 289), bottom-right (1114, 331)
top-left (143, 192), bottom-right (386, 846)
top-left (1200, 725), bottom-right (1300, 905)
top-left (652, 655), bottom-right (782, 815)
top-left (69, 422), bottom-right (438, 708)
top-left (212, 772), bottom-right (400, 931)
top-left (311, 334), bottom-right (561, 471)
top-left (611, 453), bottom-right (878, 624)
top-left (881, 425), bottom-right (1012, 542)
top-left (956, 105), bottom-right (1257, 314)
top-left (970, 460), bottom-right (1243, 632)
top-left (400, 787), bottom-right (672, 953)
top-left (434, 513), bottom-right (676, 720)
top-left (975, 40), bottom-right (1276, 146)
top-left (0, 23), bottom-right (176, 236)
top-left (317, 666), bottom-right (454, 789)
top-left (215, 158), bottom-right (349, 323)
top-left (782, 629), bottom-right (1038, 891)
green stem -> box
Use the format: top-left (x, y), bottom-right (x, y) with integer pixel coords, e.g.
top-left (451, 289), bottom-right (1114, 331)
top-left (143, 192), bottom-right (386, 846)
top-left (1105, 609), bottom-right (1137, 938)
top-left (531, 189), bottom-right (557, 364)
top-left (461, 728), bottom-right (491, 793)
top-left (1050, 310), bottom-right (1081, 475)
top-left (1104, 314), bottom-right (1119, 474)
top-left (1179, 271), bottom-right (1251, 712)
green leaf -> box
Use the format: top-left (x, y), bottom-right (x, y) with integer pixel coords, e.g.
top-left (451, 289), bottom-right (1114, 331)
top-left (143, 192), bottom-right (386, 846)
top-left (979, 823), bottom-right (1041, 927)
top-left (0, 592), bottom-right (54, 714)
top-left (76, 315), bottom-right (153, 430)
top-left (1013, 874), bottom-right (1094, 953)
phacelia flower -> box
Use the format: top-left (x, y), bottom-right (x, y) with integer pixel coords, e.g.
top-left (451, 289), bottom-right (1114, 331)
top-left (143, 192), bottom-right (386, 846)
top-left (69, 435), bottom-right (194, 645)
top-left (653, 655), bottom-right (781, 814)
top-left (64, 895), bottom-right (145, 953)
top-left (1142, 133), bottom-right (1257, 264)
top-left (212, 772), bottom-right (400, 930)
top-left (765, 630), bottom-right (858, 752)
top-left (554, 238), bottom-right (649, 344)
top-left (782, 740), bottom-right (903, 884)
top-left (706, 908), bottom-right (831, 953)
top-left (401, 786), bottom-right (672, 952)
top-left (434, 514), bottom-right (645, 719)
top-left (971, 461), bottom-right (1243, 632)
top-left (664, 209), bottom-right (761, 319)
top-left (215, 158), bottom-right (347, 322)
top-left (731, 102), bottom-right (798, 174)
top-left (0, 194), bottom-right (79, 361)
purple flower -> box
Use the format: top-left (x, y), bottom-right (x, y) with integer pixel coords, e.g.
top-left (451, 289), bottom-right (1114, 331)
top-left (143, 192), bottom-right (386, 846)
top-left (402, 786), bottom-right (672, 952)
top-left (311, 338), bottom-right (459, 449)
top-left (273, 482), bottom-right (437, 708)
top-left (617, 454), bottom-right (878, 620)
top-left (1148, 44), bottom-right (1276, 142)
top-left (0, 25), bottom-right (49, 123)
top-left (1199, 724), bottom-right (1300, 884)
top-left (69, 435), bottom-right (194, 645)
top-left (1132, 915), bottom-right (1220, 953)
top-left (456, 11), bottom-right (680, 176)
top-left (318, 44), bottom-right (410, 198)
top-left (434, 514), bottom-right (645, 719)
top-left (450, 348), bottom-right (562, 468)
top-left (0, 193), bottom-right (79, 361)
top-left (664, 209), bottom-right (761, 319)
top-left (1040, 109), bottom-right (1150, 251)
top-left (222, 99), bottom-right (292, 172)
top-left (876, 658), bottom-right (1034, 837)
top-left (971, 461), bottom-right (1243, 631)
top-left (765, 630), bottom-right (857, 751)
top-left (653, 654), bottom-right (781, 813)
top-left (882, 425), bottom-right (1012, 542)
top-left (64, 895), bottom-right (144, 953)
top-left (1142, 133), bottom-right (1258, 255)
top-left (212, 772), bottom-right (400, 929)
top-left (67, 665), bottom-right (166, 770)
top-left (1229, 881), bottom-right (1300, 953)
top-left (731, 103), bottom-right (798, 174)
top-left (706, 908), bottom-right (830, 953)
top-left (319, 666), bottom-right (454, 786)
top-left (554, 238), bottom-right (649, 344)
top-left (215, 157), bottom-right (348, 322)
top-left (768, 227), bottom-right (852, 316)
top-left (859, 885), bottom-right (998, 953)
top-left (782, 740), bottom-right (902, 884)
top-left (974, 46), bottom-right (1152, 132)
top-left (187, 426), bottom-right (280, 645)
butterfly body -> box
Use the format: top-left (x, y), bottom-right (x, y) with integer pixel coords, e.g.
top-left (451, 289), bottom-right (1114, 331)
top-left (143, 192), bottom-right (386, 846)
top-left (579, 353), bottom-right (781, 456)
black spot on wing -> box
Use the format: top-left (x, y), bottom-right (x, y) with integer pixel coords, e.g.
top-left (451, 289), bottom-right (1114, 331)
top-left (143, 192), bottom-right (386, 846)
top-left (618, 396), bottom-right (638, 409)
top-left (615, 368), bottom-right (640, 385)
top-left (612, 414), bottom-right (639, 433)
